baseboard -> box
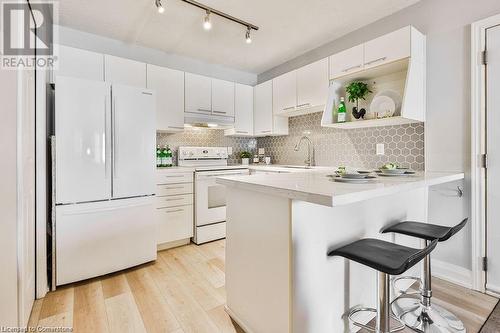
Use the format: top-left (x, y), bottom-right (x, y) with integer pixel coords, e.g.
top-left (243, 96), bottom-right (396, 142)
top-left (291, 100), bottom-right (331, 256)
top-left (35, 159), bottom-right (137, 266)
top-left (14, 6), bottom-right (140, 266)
top-left (224, 305), bottom-right (256, 333)
top-left (157, 238), bottom-right (190, 251)
top-left (432, 259), bottom-right (473, 289)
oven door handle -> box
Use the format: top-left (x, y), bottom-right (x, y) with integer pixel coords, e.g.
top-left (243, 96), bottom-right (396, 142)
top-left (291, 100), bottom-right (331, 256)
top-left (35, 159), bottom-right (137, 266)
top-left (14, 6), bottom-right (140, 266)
top-left (197, 172), bottom-right (248, 179)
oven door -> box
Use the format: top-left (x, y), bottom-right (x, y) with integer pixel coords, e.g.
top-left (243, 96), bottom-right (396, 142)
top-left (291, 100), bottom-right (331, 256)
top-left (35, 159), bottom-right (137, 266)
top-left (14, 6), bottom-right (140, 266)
top-left (195, 169), bottom-right (249, 227)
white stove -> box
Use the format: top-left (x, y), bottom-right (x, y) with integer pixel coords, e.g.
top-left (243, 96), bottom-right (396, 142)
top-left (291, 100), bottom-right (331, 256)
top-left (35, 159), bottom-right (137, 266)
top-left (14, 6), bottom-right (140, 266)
top-left (178, 147), bottom-right (249, 244)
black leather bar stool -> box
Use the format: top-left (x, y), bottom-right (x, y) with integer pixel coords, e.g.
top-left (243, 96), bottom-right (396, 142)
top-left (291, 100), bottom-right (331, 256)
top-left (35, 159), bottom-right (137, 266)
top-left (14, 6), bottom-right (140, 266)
top-left (381, 218), bottom-right (468, 333)
top-left (328, 238), bottom-right (438, 333)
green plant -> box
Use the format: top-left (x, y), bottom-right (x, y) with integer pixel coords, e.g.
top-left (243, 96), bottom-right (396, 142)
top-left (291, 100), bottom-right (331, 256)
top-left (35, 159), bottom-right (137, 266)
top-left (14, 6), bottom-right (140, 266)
top-left (239, 151), bottom-right (252, 159)
top-left (345, 81), bottom-right (372, 107)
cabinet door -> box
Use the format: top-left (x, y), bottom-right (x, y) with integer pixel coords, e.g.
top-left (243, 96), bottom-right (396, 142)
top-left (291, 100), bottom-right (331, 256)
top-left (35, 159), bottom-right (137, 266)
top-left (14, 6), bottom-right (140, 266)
top-left (185, 73), bottom-right (212, 114)
top-left (147, 64), bottom-right (185, 132)
top-left (272, 71), bottom-right (297, 114)
top-left (156, 205), bottom-right (193, 244)
top-left (364, 26), bottom-right (410, 69)
top-left (297, 58), bottom-right (329, 108)
top-left (212, 78), bottom-right (235, 117)
top-left (329, 44), bottom-right (364, 79)
top-left (104, 55), bottom-right (146, 87)
top-left (54, 45), bottom-right (104, 82)
top-left (254, 80), bottom-right (273, 135)
top-left (234, 83), bottom-right (254, 135)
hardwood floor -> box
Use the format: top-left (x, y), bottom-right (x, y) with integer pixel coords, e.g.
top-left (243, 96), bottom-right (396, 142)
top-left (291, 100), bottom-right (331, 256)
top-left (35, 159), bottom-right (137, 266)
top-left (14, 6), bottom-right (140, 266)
top-left (29, 240), bottom-right (497, 333)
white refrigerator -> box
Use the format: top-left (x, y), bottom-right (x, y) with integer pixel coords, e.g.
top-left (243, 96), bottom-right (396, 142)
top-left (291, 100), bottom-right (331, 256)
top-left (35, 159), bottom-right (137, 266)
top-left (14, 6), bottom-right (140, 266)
top-left (55, 76), bottom-right (157, 285)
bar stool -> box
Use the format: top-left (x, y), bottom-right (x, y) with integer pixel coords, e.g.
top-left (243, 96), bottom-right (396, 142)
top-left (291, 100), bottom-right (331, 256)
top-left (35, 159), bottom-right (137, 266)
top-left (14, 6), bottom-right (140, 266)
top-left (381, 218), bottom-right (469, 333)
top-left (328, 238), bottom-right (438, 333)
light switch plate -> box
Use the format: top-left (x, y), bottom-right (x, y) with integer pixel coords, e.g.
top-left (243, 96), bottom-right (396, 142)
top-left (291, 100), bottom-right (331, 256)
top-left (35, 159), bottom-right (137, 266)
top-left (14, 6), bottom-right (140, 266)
top-left (258, 148), bottom-right (265, 155)
top-left (227, 147), bottom-right (233, 155)
top-left (376, 144), bottom-right (385, 155)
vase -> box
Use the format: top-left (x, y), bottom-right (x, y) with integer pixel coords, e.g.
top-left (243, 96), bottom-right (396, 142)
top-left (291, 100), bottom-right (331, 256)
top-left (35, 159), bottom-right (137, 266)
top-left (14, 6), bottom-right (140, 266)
top-left (241, 158), bottom-right (249, 165)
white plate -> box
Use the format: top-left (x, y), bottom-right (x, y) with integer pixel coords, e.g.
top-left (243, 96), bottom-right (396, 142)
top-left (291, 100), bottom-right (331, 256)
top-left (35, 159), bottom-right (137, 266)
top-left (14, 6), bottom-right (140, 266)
top-left (369, 90), bottom-right (402, 119)
top-left (378, 172), bottom-right (414, 177)
top-left (380, 168), bottom-right (408, 174)
top-left (331, 176), bottom-right (377, 183)
top-left (341, 173), bottom-right (368, 179)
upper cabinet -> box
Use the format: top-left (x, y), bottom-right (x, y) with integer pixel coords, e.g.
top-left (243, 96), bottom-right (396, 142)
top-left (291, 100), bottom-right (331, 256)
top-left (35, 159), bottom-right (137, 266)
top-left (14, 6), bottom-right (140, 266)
top-left (212, 78), bottom-right (235, 117)
top-left (104, 55), bottom-right (146, 87)
top-left (147, 64), bottom-right (185, 132)
top-left (225, 84), bottom-right (254, 137)
top-left (185, 73), bottom-right (212, 114)
top-left (329, 45), bottom-right (364, 79)
top-left (273, 57), bottom-right (329, 117)
top-left (254, 80), bottom-right (288, 136)
top-left (53, 45), bottom-right (104, 82)
top-left (363, 27), bottom-right (410, 69)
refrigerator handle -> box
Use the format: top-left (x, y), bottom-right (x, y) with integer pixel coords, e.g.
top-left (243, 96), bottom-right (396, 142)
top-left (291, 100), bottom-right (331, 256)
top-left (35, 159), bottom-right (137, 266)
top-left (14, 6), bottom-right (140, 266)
top-left (112, 95), bottom-right (117, 180)
top-left (104, 95), bottom-right (109, 180)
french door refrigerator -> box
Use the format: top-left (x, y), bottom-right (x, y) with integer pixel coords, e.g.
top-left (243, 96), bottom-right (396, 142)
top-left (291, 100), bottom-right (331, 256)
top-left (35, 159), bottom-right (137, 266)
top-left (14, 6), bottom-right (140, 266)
top-left (55, 76), bottom-right (156, 285)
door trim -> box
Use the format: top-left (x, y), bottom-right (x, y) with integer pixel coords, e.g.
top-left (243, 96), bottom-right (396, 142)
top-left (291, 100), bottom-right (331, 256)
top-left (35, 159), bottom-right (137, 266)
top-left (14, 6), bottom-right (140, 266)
top-left (471, 14), bottom-right (500, 292)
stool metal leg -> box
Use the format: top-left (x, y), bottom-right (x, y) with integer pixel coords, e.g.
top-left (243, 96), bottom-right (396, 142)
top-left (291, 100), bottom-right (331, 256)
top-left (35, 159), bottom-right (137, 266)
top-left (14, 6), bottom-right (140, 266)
top-left (392, 241), bottom-right (466, 332)
top-left (377, 272), bottom-right (390, 333)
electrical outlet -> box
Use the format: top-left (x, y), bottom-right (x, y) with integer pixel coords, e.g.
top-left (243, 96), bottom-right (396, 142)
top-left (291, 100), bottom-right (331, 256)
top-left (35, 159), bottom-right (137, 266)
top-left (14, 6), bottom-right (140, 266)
top-left (258, 148), bottom-right (265, 155)
top-left (376, 143), bottom-right (385, 155)
top-left (227, 147), bottom-right (233, 155)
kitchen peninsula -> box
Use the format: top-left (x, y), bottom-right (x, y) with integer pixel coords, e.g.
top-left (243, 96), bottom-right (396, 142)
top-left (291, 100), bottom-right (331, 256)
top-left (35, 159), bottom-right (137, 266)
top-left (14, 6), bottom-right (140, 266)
top-left (217, 170), bottom-right (464, 333)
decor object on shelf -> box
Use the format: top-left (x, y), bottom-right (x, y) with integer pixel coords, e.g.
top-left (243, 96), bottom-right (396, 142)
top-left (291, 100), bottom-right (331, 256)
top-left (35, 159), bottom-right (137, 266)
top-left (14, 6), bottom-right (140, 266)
top-left (369, 90), bottom-right (402, 119)
top-left (345, 81), bottom-right (372, 119)
top-left (240, 151), bottom-right (252, 165)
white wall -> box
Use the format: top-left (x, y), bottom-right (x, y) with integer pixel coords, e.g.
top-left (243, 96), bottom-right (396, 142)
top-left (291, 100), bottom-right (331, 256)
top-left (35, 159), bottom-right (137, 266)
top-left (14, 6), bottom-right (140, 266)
top-left (56, 25), bottom-right (258, 86)
top-left (0, 68), bottom-right (20, 326)
top-left (258, 0), bottom-right (500, 276)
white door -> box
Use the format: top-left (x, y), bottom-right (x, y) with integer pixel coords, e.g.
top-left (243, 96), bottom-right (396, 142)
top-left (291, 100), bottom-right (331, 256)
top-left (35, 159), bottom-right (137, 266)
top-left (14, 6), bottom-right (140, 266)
top-left (329, 44), bottom-right (364, 79)
top-left (185, 72), bottom-right (212, 114)
top-left (112, 84), bottom-right (156, 198)
top-left (212, 78), bottom-right (235, 117)
top-left (54, 45), bottom-right (104, 82)
top-left (234, 84), bottom-right (254, 135)
top-left (105, 55), bottom-right (146, 87)
top-left (297, 58), bottom-right (329, 108)
top-left (147, 64), bottom-right (185, 132)
top-left (363, 26), bottom-right (410, 69)
top-left (486, 25), bottom-right (500, 294)
top-left (254, 80), bottom-right (273, 135)
top-left (55, 77), bottom-right (111, 204)
top-left (273, 70), bottom-right (297, 114)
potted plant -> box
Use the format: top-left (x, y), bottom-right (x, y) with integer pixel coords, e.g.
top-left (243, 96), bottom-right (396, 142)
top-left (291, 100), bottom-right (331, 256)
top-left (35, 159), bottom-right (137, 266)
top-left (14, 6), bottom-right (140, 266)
top-left (345, 81), bottom-right (372, 120)
top-left (240, 151), bottom-right (252, 165)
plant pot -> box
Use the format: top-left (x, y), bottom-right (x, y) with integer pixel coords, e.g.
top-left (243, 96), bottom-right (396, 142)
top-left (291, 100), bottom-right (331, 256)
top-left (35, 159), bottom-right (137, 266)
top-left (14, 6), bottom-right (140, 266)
top-left (241, 158), bottom-right (249, 165)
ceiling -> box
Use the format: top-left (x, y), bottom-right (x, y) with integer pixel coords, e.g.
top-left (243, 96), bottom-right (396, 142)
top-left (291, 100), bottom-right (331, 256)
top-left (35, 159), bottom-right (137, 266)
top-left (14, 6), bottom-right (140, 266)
top-left (58, 0), bottom-right (420, 74)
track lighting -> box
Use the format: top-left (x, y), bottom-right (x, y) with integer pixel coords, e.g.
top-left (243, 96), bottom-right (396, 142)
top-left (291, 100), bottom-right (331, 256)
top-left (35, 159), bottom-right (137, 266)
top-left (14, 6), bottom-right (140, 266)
top-left (155, 0), bottom-right (165, 13)
top-left (245, 27), bottom-right (252, 44)
top-left (203, 10), bottom-right (212, 30)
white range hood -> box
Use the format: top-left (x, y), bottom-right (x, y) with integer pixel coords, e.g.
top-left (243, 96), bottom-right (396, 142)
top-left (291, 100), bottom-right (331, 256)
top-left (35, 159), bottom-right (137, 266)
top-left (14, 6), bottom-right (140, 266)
top-left (184, 111), bottom-right (234, 128)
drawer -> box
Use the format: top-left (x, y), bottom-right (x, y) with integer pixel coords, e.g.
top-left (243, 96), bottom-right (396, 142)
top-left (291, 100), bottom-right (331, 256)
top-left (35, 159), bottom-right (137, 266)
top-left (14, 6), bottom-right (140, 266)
top-left (155, 194), bottom-right (193, 209)
top-left (156, 172), bottom-right (193, 184)
top-left (156, 205), bottom-right (193, 244)
top-left (156, 183), bottom-right (193, 196)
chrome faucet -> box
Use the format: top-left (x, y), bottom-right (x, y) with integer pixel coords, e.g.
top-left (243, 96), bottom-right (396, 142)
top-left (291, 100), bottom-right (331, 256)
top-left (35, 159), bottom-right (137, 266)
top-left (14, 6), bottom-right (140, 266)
top-left (294, 135), bottom-right (314, 167)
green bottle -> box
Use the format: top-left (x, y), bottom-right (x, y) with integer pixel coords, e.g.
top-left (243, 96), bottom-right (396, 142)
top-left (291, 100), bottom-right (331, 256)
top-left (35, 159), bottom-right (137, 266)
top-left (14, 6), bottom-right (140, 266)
top-left (156, 145), bottom-right (162, 167)
top-left (337, 97), bottom-right (347, 123)
top-left (165, 146), bottom-right (173, 167)
top-left (160, 146), bottom-right (167, 167)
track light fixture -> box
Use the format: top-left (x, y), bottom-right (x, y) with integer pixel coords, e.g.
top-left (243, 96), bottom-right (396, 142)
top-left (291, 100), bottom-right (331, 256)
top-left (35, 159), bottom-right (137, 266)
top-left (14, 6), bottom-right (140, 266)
top-left (203, 10), bottom-right (212, 30)
top-left (154, 0), bottom-right (258, 43)
top-left (245, 27), bottom-right (252, 44)
top-left (155, 0), bottom-right (165, 13)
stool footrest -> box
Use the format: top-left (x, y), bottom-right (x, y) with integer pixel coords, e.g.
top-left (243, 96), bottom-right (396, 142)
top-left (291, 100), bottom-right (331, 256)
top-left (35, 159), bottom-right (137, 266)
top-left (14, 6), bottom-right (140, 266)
top-left (393, 276), bottom-right (421, 296)
top-left (348, 307), bottom-right (406, 332)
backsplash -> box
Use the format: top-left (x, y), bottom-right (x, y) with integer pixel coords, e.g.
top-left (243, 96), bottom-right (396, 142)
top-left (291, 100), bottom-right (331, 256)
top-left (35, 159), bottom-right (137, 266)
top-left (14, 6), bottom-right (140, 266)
top-left (257, 112), bottom-right (424, 170)
top-left (157, 112), bottom-right (424, 170)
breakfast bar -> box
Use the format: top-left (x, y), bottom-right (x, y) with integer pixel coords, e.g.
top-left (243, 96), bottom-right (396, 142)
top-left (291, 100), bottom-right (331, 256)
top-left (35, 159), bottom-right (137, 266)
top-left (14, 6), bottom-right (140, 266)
top-left (217, 170), bottom-right (464, 333)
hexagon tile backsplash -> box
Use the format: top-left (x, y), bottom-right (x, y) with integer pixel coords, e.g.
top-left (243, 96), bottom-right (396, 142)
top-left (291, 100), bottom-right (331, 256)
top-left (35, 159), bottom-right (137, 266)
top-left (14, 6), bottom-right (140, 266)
top-left (157, 112), bottom-right (424, 170)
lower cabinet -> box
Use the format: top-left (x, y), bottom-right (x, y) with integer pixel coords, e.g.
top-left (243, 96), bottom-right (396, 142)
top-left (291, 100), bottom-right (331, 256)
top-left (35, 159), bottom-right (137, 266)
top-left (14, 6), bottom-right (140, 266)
top-left (156, 170), bottom-right (194, 249)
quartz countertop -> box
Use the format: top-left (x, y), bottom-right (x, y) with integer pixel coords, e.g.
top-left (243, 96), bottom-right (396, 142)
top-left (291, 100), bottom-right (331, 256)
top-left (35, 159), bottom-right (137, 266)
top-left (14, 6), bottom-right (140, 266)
top-left (216, 170), bottom-right (464, 207)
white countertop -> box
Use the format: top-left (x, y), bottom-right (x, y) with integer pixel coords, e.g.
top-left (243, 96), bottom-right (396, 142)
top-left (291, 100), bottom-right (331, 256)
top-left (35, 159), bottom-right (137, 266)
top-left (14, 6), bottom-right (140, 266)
top-left (216, 170), bottom-right (464, 207)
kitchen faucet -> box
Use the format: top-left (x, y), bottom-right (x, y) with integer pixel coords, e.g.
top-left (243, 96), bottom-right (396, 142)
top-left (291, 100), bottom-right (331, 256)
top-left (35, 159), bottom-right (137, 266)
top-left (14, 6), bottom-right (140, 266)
top-left (294, 135), bottom-right (314, 167)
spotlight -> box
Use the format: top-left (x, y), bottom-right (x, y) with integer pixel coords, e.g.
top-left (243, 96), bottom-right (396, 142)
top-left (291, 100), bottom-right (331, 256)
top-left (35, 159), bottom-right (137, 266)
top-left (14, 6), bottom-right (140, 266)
top-left (203, 10), bottom-right (212, 30)
top-left (155, 0), bottom-right (165, 13)
top-left (245, 27), bottom-right (252, 44)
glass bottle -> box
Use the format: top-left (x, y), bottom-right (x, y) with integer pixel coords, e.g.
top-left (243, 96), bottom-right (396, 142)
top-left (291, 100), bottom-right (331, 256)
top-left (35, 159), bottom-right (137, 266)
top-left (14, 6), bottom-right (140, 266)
top-left (337, 97), bottom-right (347, 123)
top-left (156, 145), bottom-right (162, 167)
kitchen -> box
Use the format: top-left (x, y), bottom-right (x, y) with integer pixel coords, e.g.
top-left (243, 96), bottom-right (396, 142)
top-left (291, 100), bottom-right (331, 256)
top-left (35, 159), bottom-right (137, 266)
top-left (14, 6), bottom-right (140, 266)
top-left (2, 0), bottom-right (500, 333)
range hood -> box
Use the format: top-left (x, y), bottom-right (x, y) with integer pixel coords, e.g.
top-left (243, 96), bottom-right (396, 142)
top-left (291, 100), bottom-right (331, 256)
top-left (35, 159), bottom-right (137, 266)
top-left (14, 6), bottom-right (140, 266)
top-left (184, 111), bottom-right (234, 128)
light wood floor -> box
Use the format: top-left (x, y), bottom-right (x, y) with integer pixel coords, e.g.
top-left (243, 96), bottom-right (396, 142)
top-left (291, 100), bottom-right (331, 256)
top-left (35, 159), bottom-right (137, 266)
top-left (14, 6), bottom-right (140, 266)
top-left (29, 240), bottom-right (497, 333)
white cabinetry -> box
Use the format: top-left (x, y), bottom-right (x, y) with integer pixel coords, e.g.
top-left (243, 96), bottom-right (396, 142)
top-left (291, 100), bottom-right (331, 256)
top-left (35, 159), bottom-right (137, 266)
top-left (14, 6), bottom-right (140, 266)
top-left (212, 78), bottom-right (235, 117)
top-left (185, 73), bottom-right (212, 114)
top-left (147, 64), bottom-right (185, 132)
top-left (254, 80), bottom-right (288, 136)
top-left (364, 26), bottom-right (411, 69)
top-left (296, 58), bottom-right (329, 110)
top-left (225, 84), bottom-right (254, 137)
top-left (104, 55), bottom-right (146, 87)
top-left (273, 71), bottom-right (297, 115)
top-left (329, 45), bottom-right (364, 79)
top-left (53, 45), bottom-right (104, 82)
top-left (155, 170), bottom-right (194, 249)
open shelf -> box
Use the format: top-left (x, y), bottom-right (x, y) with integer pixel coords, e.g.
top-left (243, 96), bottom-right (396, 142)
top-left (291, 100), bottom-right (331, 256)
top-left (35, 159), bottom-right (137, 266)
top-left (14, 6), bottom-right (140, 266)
top-left (322, 116), bottom-right (421, 129)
